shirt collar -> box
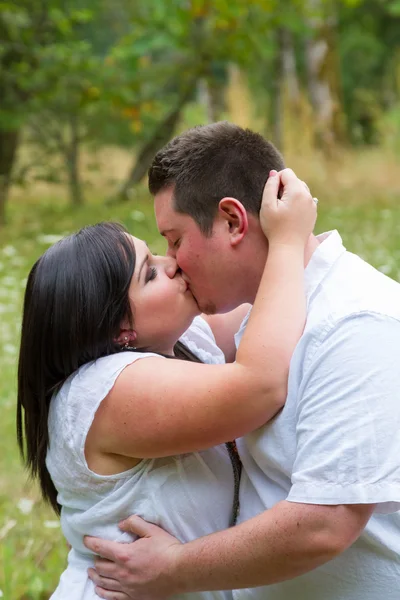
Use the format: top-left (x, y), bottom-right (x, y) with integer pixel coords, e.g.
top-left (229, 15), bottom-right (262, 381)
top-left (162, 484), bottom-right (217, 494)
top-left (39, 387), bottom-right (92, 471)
top-left (304, 230), bottom-right (346, 304)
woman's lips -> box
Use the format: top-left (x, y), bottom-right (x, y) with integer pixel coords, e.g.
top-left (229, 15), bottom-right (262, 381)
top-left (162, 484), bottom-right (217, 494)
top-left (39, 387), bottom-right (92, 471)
top-left (180, 278), bottom-right (189, 293)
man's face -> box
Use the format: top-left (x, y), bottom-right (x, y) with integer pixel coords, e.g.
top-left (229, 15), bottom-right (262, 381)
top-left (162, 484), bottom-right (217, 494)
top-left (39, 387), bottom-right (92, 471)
top-left (154, 188), bottom-right (237, 314)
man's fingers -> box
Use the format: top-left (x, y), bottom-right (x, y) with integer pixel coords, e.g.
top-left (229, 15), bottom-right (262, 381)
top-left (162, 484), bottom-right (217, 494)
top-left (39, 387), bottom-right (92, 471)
top-left (119, 515), bottom-right (161, 538)
top-left (84, 536), bottom-right (123, 561)
top-left (93, 586), bottom-right (128, 600)
top-left (93, 558), bottom-right (119, 577)
top-left (88, 567), bottom-right (123, 592)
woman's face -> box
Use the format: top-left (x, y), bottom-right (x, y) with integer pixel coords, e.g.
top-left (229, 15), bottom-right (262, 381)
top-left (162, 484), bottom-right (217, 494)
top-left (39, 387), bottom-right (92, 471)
top-left (124, 236), bottom-right (200, 354)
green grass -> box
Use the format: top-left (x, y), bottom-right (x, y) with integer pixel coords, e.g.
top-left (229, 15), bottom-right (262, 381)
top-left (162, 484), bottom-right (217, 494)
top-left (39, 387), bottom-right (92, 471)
top-left (1, 180), bottom-right (400, 598)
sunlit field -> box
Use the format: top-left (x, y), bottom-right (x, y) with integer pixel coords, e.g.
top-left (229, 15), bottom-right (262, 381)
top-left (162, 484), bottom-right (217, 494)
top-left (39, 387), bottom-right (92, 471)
top-left (1, 146), bottom-right (400, 598)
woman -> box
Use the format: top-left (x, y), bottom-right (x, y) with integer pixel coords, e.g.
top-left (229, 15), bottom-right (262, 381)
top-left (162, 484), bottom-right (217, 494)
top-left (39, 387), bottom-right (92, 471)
top-left (17, 173), bottom-right (316, 600)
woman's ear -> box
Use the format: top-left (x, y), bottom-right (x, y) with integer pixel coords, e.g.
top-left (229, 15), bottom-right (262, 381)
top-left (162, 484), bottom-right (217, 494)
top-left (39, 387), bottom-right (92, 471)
top-left (115, 329), bottom-right (137, 347)
top-left (218, 198), bottom-right (248, 246)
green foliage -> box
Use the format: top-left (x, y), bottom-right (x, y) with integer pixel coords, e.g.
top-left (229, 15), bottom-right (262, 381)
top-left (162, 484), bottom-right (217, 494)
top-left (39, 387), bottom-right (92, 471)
top-left (0, 0), bottom-right (399, 212)
top-left (338, 0), bottom-right (400, 143)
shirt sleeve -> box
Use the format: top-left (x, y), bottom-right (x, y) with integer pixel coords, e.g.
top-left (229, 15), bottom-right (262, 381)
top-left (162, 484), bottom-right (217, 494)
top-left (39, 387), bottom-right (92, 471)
top-left (287, 312), bottom-right (400, 514)
top-left (179, 316), bottom-right (225, 364)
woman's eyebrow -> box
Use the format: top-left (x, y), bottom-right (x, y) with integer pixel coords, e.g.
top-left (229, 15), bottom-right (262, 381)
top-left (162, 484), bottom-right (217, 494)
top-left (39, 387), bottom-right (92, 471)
top-left (137, 254), bottom-right (149, 281)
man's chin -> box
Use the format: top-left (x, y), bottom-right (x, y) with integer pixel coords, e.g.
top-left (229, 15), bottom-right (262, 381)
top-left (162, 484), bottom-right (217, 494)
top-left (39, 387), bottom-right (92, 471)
top-left (189, 288), bottom-right (218, 315)
top-left (196, 299), bottom-right (218, 315)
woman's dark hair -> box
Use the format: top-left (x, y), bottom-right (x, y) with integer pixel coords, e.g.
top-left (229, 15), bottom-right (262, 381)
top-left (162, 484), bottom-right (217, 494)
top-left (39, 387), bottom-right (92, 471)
top-left (17, 222), bottom-right (200, 515)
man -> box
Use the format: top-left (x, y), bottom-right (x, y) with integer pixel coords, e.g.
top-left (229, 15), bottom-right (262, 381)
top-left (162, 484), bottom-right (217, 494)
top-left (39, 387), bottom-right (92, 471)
top-left (86, 122), bottom-right (400, 599)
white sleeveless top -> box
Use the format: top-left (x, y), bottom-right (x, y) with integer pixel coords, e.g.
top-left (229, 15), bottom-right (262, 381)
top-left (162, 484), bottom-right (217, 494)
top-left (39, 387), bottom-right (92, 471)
top-left (46, 317), bottom-right (233, 600)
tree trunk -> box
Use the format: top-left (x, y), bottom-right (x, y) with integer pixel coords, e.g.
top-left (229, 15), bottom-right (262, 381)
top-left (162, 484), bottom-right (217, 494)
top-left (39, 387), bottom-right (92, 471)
top-left (198, 78), bottom-right (220, 123)
top-left (116, 86), bottom-right (194, 202)
top-left (270, 31), bottom-right (284, 153)
top-left (305, 0), bottom-right (345, 154)
top-left (65, 116), bottom-right (84, 207)
top-left (281, 28), bottom-right (300, 108)
top-left (226, 64), bottom-right (253, 129)
top-left (0, 128), bottom-right (20, 226)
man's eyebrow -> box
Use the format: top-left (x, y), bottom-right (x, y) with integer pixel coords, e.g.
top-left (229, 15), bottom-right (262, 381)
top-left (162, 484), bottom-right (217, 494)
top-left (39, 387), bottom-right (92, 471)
top-left (138, 254), bottom-right (149, 281)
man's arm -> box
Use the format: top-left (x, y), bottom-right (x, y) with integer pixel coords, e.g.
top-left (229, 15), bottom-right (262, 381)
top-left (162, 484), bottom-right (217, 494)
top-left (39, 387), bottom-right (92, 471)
top-left (86, 501), bottom-right (374, 598)
top-left (86, 312), bottom-right (400, 598)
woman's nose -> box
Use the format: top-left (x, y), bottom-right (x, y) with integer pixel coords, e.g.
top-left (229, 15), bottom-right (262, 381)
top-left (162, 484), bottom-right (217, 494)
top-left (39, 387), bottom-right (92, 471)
top-left (163, 256), bottom-right (179, 279)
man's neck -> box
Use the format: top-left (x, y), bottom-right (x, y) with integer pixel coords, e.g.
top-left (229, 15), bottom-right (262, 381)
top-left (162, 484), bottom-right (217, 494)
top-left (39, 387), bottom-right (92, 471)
top-left (244, 234), bottom-right (320, 305)
top-left (304, 234), bottom-right (320, 267)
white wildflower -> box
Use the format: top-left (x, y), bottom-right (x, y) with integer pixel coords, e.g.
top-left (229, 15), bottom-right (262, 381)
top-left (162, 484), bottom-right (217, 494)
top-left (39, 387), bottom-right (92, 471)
top-left (0, 519), bottom-right (17, 539)
top-left (1, 276), bottom-right (16, 287)
top-left (17, 498), bottom-right (34, 515)
top-left (3, 343), bottom-right (17, 355)
top-left (44, 520), bottom-right (60, 529)
top-left (131, 210), bottom-right (146, 222)
top-left (2, 245), bottom-right (17, 257)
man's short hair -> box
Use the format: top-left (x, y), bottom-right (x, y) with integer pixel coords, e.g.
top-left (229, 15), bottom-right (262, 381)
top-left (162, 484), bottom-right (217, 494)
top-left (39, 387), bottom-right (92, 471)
top-left (148, 121), bottom-right (285, 235)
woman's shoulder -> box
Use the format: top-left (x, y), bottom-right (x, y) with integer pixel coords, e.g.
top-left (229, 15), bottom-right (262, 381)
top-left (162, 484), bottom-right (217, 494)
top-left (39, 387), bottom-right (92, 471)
top-left (67, 351), bottom-right (162, 390)
top-left (48, 351), bottom-right (162, 468)
top-left (51, 351), bottom-right (162, 429)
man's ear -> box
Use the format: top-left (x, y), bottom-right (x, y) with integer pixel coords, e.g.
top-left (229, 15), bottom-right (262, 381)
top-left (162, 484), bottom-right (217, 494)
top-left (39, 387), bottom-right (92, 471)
top-left (218, 197), bottom-right (248, 246)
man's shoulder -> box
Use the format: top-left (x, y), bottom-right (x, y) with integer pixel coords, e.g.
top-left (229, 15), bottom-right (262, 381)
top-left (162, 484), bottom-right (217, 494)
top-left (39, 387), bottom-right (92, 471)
top-left (306, 249), bottom-right (400, 333)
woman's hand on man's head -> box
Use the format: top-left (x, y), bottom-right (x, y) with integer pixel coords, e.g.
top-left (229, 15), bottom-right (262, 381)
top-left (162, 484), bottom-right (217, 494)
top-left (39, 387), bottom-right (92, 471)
top-left (260, 168), bottom-right (317, 247)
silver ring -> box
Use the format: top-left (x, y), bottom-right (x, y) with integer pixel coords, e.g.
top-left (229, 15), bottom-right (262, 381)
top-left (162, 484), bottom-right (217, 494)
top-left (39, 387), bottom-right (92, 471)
top-left (313, 197), bottom-right (319, 205)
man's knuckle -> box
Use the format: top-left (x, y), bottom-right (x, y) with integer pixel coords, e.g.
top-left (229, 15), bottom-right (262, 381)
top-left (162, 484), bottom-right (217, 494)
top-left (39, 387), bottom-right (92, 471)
top-left (115, 566), bottom-right (125, 580)
top-left (117, 549), bottom-right (131, 565)
top-left (120, 566), bottom-right (134, 583)
top-left (91, 541), bottom-right (101, 554)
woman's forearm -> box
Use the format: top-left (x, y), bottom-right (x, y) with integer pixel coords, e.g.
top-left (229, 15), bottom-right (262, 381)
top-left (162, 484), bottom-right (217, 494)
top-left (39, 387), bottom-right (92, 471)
top-left (235, 243), bottom-right (305, 400)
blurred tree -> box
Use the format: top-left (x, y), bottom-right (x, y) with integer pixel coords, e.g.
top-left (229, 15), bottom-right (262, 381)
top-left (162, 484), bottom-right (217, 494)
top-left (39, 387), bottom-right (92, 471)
top-left (0, 1), bottom-right (107, 217)
top-left (2, 0), bottom-right (398, 219)
top-left (21, 2), bottom-right (133, 207)
top-left (0, 1), bottom-right (53, 224)
top-left (304, 0), bottom-right (346, 154)
top-left (114, 0), bottom-right (281, 200)
top-left (25, 35), bottom-right (106, 206)
top-left (338, 0), bottom-right (400, 144)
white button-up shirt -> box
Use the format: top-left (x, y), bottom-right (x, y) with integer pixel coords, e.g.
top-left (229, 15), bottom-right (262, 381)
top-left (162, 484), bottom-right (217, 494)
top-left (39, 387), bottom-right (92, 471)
top-left (235, 231), bottom-right (400, 600)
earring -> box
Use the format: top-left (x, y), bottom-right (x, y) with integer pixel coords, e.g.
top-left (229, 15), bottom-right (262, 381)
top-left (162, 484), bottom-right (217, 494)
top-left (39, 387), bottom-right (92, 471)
top-left (122, 334), bottom-right (136, 351)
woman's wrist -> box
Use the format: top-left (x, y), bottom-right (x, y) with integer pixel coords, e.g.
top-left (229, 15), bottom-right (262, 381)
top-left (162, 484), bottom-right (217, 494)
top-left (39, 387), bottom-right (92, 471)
top-left (267, 239), bottom-right (306, 258)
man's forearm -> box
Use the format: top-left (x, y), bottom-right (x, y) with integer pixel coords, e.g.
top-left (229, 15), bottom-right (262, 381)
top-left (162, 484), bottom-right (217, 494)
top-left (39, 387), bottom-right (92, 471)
top-left (172, 501), bottom-right (372, 594)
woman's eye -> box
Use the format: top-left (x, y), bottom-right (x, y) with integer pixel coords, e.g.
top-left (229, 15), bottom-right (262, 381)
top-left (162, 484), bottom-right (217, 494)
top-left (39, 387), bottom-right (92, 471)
top-left (145, 267), bottom-right (157, 283)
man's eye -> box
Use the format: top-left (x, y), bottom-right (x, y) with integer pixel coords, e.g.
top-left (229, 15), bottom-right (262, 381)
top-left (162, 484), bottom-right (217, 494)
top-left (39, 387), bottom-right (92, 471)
top-left (173, 239), bottom-right (181, 248)
top-left (145, 267), bottom-right (157, 282)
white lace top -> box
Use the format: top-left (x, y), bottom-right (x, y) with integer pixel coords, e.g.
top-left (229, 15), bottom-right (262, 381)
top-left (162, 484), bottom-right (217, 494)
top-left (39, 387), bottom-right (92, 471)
top-left (47, 317), bottom-right (233, 600)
